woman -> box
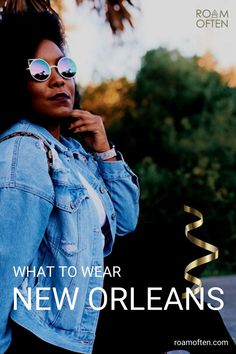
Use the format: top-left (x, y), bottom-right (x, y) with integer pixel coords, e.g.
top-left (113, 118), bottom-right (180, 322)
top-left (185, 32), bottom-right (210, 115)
top-left (0, 10), bottom-right (139, 354)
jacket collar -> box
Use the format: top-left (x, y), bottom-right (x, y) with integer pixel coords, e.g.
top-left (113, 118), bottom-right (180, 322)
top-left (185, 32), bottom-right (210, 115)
top-left (18, 118), bottom-right (85, 156)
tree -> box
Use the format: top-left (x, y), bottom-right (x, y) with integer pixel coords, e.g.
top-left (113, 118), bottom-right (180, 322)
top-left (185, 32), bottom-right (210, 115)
top-left (102, 48), bottom-right (236, 274)
top-left (81, 48), bottom-right (236, 274)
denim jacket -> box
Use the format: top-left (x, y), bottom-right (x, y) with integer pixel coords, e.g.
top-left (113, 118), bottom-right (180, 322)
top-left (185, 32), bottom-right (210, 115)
top-left (0, 119), bottom-right (139, 353)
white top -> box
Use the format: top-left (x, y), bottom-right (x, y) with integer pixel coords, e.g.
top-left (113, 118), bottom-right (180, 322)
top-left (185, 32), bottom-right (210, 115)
top-left (78, 171), bottom-right (106, 227)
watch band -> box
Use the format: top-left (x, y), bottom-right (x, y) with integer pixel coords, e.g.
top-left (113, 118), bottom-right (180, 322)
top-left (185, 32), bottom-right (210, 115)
top-left (94, 147), bottom-right (117, 161)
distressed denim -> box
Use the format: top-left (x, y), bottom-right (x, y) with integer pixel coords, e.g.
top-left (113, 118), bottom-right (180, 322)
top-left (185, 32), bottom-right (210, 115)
top-left (0, 119), bottom-right (139, 354)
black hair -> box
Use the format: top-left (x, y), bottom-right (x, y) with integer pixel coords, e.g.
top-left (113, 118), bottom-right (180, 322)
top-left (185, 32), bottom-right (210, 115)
top-left (0, 10), bottom-right (80, 134)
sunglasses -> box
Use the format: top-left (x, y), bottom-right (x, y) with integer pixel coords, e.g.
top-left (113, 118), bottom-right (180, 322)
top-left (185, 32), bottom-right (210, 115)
top-left (26, 57), bottom-right (77, 82)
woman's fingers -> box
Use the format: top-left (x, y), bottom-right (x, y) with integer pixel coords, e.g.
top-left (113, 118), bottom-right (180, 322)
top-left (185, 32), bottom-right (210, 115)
top-left (69, 111), bottom-right (103, 130)
top-left (68, 109), bottom-right (110, 152)
top-left (69, 122), bottom-right (100, 133)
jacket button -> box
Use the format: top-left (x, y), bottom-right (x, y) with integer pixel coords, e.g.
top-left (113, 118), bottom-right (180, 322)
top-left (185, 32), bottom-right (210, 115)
top-left (99, 186), bottom-right (105, 193)
top-left (111, 213), bottom-right (116, 220)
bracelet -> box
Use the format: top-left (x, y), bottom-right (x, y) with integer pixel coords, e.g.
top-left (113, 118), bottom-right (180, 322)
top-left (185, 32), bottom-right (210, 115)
top-left (93, 147), bottom-right (117, 161)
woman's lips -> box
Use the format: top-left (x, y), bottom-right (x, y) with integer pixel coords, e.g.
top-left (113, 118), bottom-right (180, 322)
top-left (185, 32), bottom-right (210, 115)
top-left (48, 93), bottom-right (70, 102)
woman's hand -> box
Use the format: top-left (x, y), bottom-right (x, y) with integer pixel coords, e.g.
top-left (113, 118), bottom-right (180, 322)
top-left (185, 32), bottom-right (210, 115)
top-left (69, 110), bottom-right (110, 153)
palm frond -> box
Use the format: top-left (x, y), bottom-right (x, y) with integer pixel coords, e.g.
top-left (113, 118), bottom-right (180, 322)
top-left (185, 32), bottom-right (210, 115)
top-left (106, 0), bottom-right (134, 33)
top-left (2, 0), bottom-right (137, 33)
top-left (75, 0), bottom-right (136, 33)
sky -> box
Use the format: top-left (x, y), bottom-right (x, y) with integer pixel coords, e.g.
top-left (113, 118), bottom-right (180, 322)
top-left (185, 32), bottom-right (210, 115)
top-left (61, 0), bottom-right (236, 86)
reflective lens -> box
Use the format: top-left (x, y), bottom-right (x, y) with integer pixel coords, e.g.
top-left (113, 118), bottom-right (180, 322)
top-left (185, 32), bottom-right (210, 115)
top-left (28, 59), bottom-right (51, 81)
top-left (58, 57), bottom-right (77, 79)
top-left (27, 57), bottom-right (77, 82)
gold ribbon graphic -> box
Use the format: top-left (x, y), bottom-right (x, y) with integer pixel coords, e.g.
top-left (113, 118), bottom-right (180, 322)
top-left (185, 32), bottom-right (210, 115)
top-left (182, 205), bottom-right (219, 299)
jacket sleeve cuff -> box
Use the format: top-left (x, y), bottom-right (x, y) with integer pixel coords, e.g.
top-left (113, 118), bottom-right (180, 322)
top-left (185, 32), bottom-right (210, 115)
top-left (97, 152), bottom-right (137, 181)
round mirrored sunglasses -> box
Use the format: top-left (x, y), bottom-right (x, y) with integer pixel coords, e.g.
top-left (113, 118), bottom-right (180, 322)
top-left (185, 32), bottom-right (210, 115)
top-left (26, 57), bottom-right (77, 82)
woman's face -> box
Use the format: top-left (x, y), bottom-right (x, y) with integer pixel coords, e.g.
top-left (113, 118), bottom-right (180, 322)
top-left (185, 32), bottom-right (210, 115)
top-left (26, 39), bottom-right (75, 120)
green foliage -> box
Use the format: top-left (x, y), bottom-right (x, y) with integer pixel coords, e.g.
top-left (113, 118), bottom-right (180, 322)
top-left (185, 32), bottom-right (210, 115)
top-left (83, 47), bottom-right (236, 274)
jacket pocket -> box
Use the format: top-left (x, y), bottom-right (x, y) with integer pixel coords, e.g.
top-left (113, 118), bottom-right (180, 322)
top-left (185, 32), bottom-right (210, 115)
top-left (53, 183), bottom-right (89, 213)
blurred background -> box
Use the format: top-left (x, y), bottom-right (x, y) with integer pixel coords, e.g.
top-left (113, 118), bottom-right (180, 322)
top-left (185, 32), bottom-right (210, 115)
top-left (52, 0), bottom-right (236, 276)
